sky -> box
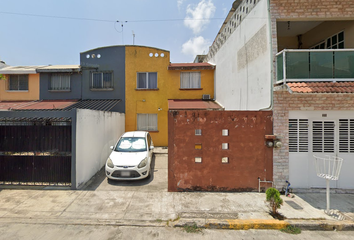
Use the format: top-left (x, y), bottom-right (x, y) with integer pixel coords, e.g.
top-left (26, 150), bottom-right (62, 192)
top-left (0, 0), bottom-right (235, 66)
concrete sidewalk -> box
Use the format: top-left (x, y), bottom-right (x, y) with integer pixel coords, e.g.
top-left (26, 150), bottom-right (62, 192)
top-left (1, 188), bottom-right (354, 231)
top-left (0, 149), bottom-right (353, 231)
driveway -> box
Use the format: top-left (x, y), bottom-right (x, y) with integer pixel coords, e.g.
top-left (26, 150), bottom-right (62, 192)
top-left (83, 153), bottom-right (168, 192)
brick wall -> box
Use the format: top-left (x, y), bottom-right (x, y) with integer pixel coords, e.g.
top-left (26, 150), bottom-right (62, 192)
top-left (168, 110), bottom-right (273, 192)
top-left (273, 90), bottom-right (354, 188)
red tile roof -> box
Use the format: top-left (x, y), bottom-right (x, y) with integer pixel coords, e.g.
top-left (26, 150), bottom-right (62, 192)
top-left (0, 100), bottom-right (78, 111)
top-left (287, 82), bottom-right (354, 93)
top-left (168, 63), bottom-right (215, 70)
top-left (168, 100), bottom-right (223, 110)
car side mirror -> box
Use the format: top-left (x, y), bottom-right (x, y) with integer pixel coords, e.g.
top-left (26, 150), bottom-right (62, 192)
top-left (150, 146), bottom-right (154, 150)
top-left (110, 146), bottom-right (114, 150)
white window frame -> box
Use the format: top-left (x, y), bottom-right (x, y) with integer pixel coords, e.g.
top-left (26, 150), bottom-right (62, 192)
top-left (8, 74), bottom-right (28, 91)
top-left (311, 31), bottom-right (344, 49)
top-left (137, 114), bottom-right (158, 131)
top-left (137, 72), bottom-right (158, 89)
top-left (91, 71), bottom-right (113, 90)
top-left (49, 73), bottom-right (71, 91)
top-left (180, 72), bottom-right (201, 89)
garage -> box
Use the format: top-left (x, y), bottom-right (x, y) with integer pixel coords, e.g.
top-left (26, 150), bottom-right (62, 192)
top-left (289, 110), bottom-right (354, 189)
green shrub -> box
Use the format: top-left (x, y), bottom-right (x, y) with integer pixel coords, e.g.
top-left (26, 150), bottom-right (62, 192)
top-left (266, 187), bottom-right (283, 214)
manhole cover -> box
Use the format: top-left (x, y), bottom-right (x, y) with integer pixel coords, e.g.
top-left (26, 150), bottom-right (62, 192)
top-left (285, 200), bottom-right (303, 210)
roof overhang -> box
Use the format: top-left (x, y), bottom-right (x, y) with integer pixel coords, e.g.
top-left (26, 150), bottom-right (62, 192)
top-left (168, 99), bottom-right (223, 110)
top-left (168, 63), bottom-right (215, 71)
top-left (36, 65), bottom-right (81, 73)
top-left (0, 66), bottom-right (43, 74)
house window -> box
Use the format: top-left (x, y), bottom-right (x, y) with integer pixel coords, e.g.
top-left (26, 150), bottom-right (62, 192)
top-left (339, 119), bottom-right (354, 153)
top-left (137, 114), bottom-right (158, 131)
top-left (311, 31), bottom-right (344, 49)
top-left (9, 75), bottom-right (28, 91)
top-left (180, 72), bottom-right (201, 89)
top-left (91, 71), bottom-right (113, 89)
top-left (137, 72), bottom-right (157, 89)
top-left (49, 73), bottom-right (70, 91)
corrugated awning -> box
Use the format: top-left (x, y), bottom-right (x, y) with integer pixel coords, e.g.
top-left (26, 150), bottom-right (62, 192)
top-left (63, 99), bottom-right (121, 111)
top-left (0, 65), bottom-right (44, 74)
top-left (36, 65), bottom-right (81, 73)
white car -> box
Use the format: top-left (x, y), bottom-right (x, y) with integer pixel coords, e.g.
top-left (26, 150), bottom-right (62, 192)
top-left (105, 131), bottom-right (154, 180)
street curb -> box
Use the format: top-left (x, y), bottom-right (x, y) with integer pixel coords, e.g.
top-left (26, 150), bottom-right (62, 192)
top-left (173, 218), bottom-right (354, 231)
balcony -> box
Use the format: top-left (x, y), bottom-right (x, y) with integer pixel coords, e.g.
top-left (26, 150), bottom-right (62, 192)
top-left (276, 49), bottom-right (354, 83)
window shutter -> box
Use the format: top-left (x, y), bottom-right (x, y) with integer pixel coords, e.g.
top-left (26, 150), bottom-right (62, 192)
top-left (313, 121), bottom-right (334, 153)
top-left (339, 119), bottom-right (354, 153)
top-left (289, 119), bottom-right (308, 152)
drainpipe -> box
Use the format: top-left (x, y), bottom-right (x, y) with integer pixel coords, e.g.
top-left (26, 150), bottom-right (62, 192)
top-left (261, 0), bottom-right (274, 111)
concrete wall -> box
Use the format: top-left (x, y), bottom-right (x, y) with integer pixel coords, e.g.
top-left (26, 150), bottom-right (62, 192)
top-left (273, 90), bottom-right (354, 189)
top-left (39, 72), bottom-right (82, 100)
top-left (80, 46), bottom-right (125, 113)
top-left (75, 109), bottom-right (125, 189)
top-left (208, 0), bottom-right (271, 110)
top-left (0, 74), bottom-right (40, 101)
top-left (168, 110), bottom-right (273, 192)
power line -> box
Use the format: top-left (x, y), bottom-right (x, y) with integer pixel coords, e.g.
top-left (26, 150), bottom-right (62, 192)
top-left (0, 11), bottom-right (225, 23)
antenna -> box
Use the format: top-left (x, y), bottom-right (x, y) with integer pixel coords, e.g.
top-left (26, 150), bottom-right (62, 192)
top-left (132, 31), bottom-right (135, 45)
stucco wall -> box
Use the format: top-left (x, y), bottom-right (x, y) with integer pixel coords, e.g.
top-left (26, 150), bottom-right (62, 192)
top-left (168, 110), bottom-right (273, 192)
top-left (75, 109), bottom-right (125, 189)
top-left (80, 46), bottom-right (125, 113)
top-left (0, 74), bottom-right (40, 101)
top-left (124, 46), bottom-right (215, 146)
top-left (209, 0), bottom-right (271, 110)
top-left (39, 72), bottom-right (82, 100)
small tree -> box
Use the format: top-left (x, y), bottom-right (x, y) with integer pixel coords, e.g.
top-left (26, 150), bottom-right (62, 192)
top-left (266, 187), bottom-right (283, 214)
top-left (0, 74), bottom-right (6, 80)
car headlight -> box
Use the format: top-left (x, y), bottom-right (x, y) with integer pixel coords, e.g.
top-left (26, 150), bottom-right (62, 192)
top-left (107, 158), bottom-right (114, 168)
top-left (138, 158), bottom-right (147, 168)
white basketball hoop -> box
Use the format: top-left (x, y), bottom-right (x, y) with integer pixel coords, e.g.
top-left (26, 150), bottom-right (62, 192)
top-left (313, 155), bottom-right (343, 214)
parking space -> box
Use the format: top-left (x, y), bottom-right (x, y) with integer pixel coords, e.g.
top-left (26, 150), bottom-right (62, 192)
top-left (84, 153), bottom-right (168, 192)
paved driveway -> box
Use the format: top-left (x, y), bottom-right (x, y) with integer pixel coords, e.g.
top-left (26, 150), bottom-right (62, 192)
top-left (83, 153), bottom-right (168, 192)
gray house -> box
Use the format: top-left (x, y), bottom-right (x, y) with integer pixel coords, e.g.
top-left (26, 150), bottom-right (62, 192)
top-left (80, 46), bottom-right (126, 113)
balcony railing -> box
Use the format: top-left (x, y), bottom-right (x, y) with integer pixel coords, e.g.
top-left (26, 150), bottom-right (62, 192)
top-left (276, 49), bottom-right (354, 83)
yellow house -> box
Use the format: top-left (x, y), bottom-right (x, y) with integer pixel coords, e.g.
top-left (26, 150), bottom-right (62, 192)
top-left (0, 65), bottom-right (40, 101)
top-left (125, 46), bottom-right (215, 146)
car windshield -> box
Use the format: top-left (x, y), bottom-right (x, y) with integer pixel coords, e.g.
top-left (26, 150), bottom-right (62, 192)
top-left (115, 137), bottom-right (147, 152)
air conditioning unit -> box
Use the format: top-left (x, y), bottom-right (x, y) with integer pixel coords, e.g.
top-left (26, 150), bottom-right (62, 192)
top-left (202, 94), bottom-right (211, 100)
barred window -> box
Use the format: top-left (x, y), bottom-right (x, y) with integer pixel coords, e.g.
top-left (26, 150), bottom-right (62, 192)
top-left (91, 71), bottom-right (113, 89)
top-left (9, 75), bottom-right (28, 91)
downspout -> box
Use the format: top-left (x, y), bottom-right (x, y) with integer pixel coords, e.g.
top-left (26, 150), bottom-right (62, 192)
top-left (261, 0), bottom-right (274, 111)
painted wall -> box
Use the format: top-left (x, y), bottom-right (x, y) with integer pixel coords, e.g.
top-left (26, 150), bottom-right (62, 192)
top-left (80, 46), bottom-right (125, 113)
top-left (168, 110), bottom-right (273, 192)
top-left (75, 109), bottom-right (125, 189)
top-left (125, 46), bottom-right (170, 147)
top-left (208, 0), bottom-right (271, 110)
top-left (124, 46), bottom-right (215, 146)
top-left (39, 72), bottom-right (82, 100)
top-left (0, 74), bottom-right (40, 101)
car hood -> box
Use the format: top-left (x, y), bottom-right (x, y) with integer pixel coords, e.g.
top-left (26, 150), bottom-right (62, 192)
top-left (109, 151), bottom-right (147, 166)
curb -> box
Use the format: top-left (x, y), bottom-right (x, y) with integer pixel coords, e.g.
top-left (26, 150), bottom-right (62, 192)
top-left (173, 218), bottom-right (354, 231)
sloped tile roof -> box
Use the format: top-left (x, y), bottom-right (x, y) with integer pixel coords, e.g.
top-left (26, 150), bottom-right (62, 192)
top-left (287, 82), bottom-right (354, 93)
